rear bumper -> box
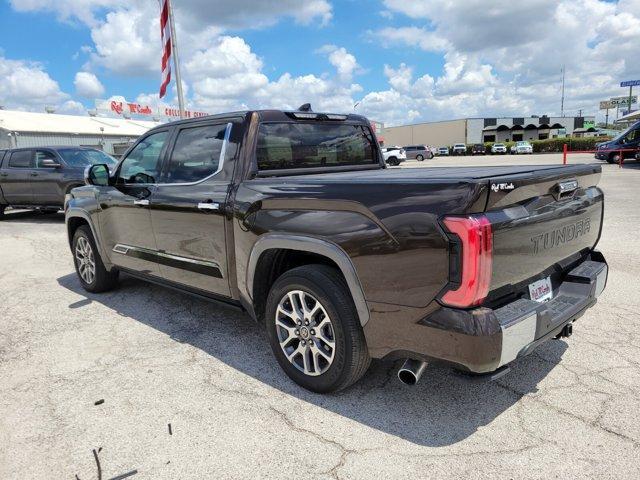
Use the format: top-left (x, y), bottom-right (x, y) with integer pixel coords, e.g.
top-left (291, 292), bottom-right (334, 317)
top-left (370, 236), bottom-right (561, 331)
top-left (379, 252), bottom-right (608, 373)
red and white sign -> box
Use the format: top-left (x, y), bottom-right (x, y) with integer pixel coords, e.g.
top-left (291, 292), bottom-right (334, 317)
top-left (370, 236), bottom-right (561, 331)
top-left (96, 99), bottom-right (209, 120)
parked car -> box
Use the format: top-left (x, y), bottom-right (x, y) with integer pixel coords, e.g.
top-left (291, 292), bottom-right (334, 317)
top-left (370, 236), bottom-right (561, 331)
top-left (452, 143), bottom-right (467, 156)
top-left (437, 146), bottom-right (450, 156)
top-left (67, 107), bottom-right (608, 393)
top-left (381, 146), bottom-right (406, 166)
top-left (471, 144), bottom-right (486, 155)
top-left (511, 141), bottom-right (533, 154)
top-left (403, 145), bottom-right (433, 161)
top-left (491, 143), bottom-right (507, 154)
top-left (595, 121), bottom-right (640, 164)
top-left (0, 146), bottom-right (117, 218)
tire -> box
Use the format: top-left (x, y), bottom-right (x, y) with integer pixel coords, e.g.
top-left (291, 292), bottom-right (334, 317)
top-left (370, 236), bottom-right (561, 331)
top-left (0, 204), bottom-right (5, 220)
top-left (607, 153), bottom-right (618, 164)
top-left (265, 265), bottom-right (371, 393)
top-left (72, 225), bottom-right (119, 293)
top-left (416, 154), bottom-right (424, 161)
top-left (387, 156), bottom-right (398, 166)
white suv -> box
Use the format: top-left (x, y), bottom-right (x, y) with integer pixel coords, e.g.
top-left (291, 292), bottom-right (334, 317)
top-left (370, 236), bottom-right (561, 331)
top-left (452, 143), bottom-right (467, 155)
top-left (382, 146), bottom-right (406, 166)
top-left (491, 143), bottom-right (507, 154)
top-left (511, 141), bottom-right (533, 154)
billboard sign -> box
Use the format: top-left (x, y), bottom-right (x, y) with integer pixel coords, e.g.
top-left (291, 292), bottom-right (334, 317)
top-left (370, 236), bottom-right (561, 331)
top-left (600, 100), bottom-right (614, 109)
top-left (621, 80), bottom-right (640, 87)
top-left (610, 96), bottom-right (637, 106)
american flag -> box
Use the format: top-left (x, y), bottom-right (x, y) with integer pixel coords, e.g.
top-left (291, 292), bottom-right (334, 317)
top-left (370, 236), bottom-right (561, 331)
top-left (159, 0), bottom-right (172, 98)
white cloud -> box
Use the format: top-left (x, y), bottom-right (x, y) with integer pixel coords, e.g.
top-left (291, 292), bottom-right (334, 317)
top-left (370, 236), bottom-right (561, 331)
top-left (358, 0), bottom-right (640, 124)
top-left (185, 37), bottom-right (360, 114)
top-left (0, 56), bottom-right (69, 110)
top-left (318, 45), bottom-right (361, 82)
top-left (74, 71), bottom-right (105, 98)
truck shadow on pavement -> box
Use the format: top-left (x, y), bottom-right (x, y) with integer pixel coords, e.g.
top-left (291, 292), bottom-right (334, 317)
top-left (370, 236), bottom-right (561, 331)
top-left (57, 272), bottom-right (568, 447)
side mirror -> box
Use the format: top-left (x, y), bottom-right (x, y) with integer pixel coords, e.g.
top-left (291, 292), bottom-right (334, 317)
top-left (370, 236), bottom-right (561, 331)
top-left (85, 164), bottom-right (110, 186)
top-left (40, 158), bottom-right (61, 168)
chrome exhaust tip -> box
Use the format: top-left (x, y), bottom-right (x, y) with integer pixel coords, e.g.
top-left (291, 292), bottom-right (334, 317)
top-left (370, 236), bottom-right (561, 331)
top-left (397, 359), bottom-right (427, 386)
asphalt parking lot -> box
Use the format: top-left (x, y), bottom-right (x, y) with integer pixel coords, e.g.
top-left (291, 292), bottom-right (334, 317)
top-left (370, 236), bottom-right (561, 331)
top-left (1, 153), bottom-right (639, 479)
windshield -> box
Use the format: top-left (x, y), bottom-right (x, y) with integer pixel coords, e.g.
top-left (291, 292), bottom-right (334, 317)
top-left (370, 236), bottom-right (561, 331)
top-left (612, 123), bottom-right (640, 142)
top-left (454, 144), bottom-right (465, 147)
top-left (58, 149), bottom-right (117, 168)
top-left (256, 122), bottom-right (378, 171)
top-left (517, 141), bottom-right (529, 146)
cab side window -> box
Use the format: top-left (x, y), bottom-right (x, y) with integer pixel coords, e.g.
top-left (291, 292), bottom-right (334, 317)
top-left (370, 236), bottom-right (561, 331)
top-left (118, 131), bottom-right (168, 184)
top-left (8, 151), bottom-right (33, 168)
top-left (164, 123), bottom-right (230, 183)
top-left (35, 150), bottom-right (58, 168)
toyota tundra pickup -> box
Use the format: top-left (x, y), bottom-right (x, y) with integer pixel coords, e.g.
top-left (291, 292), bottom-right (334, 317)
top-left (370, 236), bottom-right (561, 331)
top-left (0, 146), bottom-right (117, 218)
top-left (65, 108), bottom-right (608, 393)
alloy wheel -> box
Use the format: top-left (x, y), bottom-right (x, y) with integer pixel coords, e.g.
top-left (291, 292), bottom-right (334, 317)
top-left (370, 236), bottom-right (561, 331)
top-left (275, 290), bottom-right (336, 376)
top-left (75, 236), bottom-right (96, 284)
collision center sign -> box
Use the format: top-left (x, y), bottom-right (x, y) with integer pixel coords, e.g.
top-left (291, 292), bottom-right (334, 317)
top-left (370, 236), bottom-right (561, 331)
top-left (96, 99), bottom-right (208, 120)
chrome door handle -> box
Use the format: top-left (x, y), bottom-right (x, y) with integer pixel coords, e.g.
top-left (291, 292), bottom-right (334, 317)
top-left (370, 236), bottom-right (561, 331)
top-left (198, 202), bottom-right (220, 211)
top-left (133, 199), bottom-right (149, 206)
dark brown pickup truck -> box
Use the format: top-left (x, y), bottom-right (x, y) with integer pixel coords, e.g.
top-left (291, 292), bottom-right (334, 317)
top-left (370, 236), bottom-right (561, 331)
top-left (65, 108), bottom-right (608, 392)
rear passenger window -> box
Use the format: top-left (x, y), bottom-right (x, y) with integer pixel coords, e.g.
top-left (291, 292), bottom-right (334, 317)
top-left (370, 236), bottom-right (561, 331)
top-left (9, 151), bottom-right (32, 168)
top-left (164, 123), bottom-right (230, 183)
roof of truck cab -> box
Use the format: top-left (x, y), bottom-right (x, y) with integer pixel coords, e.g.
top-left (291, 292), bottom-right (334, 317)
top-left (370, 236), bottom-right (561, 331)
top-left (146, 109), bottom-right (370, 131)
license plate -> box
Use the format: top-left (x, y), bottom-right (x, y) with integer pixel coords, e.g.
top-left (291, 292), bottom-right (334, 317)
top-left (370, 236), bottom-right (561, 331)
top-left (529, 277), bottom-right (553, 303)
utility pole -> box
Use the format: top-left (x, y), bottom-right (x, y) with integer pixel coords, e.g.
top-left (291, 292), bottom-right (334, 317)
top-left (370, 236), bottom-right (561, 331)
top-left (167, 0), bottom-right (186, 119)
top-left (628, 85), bottom-right (634, 118)
top-left (560, 65), bottom-right (566, 118)
top-left (578, 109), bottom-right (582, 117)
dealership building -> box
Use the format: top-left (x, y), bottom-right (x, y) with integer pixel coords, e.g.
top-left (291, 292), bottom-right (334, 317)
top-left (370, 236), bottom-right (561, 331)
top-left (382, 115), bottom-right (597, 147)
top-left (0, 110), bottom-right (159, 157)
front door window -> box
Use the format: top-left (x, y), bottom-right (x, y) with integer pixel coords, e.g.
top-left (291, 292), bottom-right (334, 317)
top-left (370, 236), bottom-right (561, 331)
top-left (118, 131), bottom-right (168, 184)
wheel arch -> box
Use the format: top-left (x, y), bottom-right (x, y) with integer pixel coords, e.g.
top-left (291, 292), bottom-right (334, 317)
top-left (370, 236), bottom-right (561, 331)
top-left (245, 234), bottom-right (370, 327)
top-left (66, 209), bottom-right (112, 270)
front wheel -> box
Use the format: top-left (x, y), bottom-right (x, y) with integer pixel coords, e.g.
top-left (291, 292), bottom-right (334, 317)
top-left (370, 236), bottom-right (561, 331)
top-left (72, 225), bottom-right (119, 293)
top-left (607, 153), bottom-right (619, 164)
top-left (416, 154), bottom-right (424, 161)
top-left (265, 265), bottom-right (371, 393)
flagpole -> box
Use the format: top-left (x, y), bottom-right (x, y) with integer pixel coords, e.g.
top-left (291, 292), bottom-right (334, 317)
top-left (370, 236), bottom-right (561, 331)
top-left (167, 0), bottom-right (186, 119)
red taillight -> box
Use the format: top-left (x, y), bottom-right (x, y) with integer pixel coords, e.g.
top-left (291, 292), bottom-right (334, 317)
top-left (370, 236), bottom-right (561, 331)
top-left (441, 215), bottom-right (493, 308)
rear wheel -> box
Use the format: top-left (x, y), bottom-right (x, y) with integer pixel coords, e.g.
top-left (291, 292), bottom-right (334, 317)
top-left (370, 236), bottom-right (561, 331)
top-left (387, 156), bottom-right (399, 166)
top-left (607, 153), bottom-right (619, 164)
top-left (416, 154), bottom-right (424, 161)
top-left (265, 265), bottom-right (371, 393)
top-left (72, 225), bottom-right (119, 293)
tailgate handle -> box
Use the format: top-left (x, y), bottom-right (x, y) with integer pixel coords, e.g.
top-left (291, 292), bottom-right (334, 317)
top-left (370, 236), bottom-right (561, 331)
top-left (556, 180), bottom-right (578, 199)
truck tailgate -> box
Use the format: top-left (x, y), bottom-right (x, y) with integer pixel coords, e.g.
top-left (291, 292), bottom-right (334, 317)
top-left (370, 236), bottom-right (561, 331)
top-left (482, 164), bottom-right (603, 302)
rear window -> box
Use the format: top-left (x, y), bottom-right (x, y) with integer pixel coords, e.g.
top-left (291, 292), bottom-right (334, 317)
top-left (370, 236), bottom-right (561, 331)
top-left (58, 148), bottom-right (117, 167)
top-left (257, 123), bottom-right (377, 171)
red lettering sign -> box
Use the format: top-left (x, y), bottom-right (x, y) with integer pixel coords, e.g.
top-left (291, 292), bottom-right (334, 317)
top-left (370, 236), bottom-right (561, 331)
top-left (110, 101), bottom-right (123, 115)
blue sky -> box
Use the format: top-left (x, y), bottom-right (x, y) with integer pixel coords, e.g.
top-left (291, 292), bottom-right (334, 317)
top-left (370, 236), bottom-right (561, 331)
top-left (0, 0), bottom-right (638, 125)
